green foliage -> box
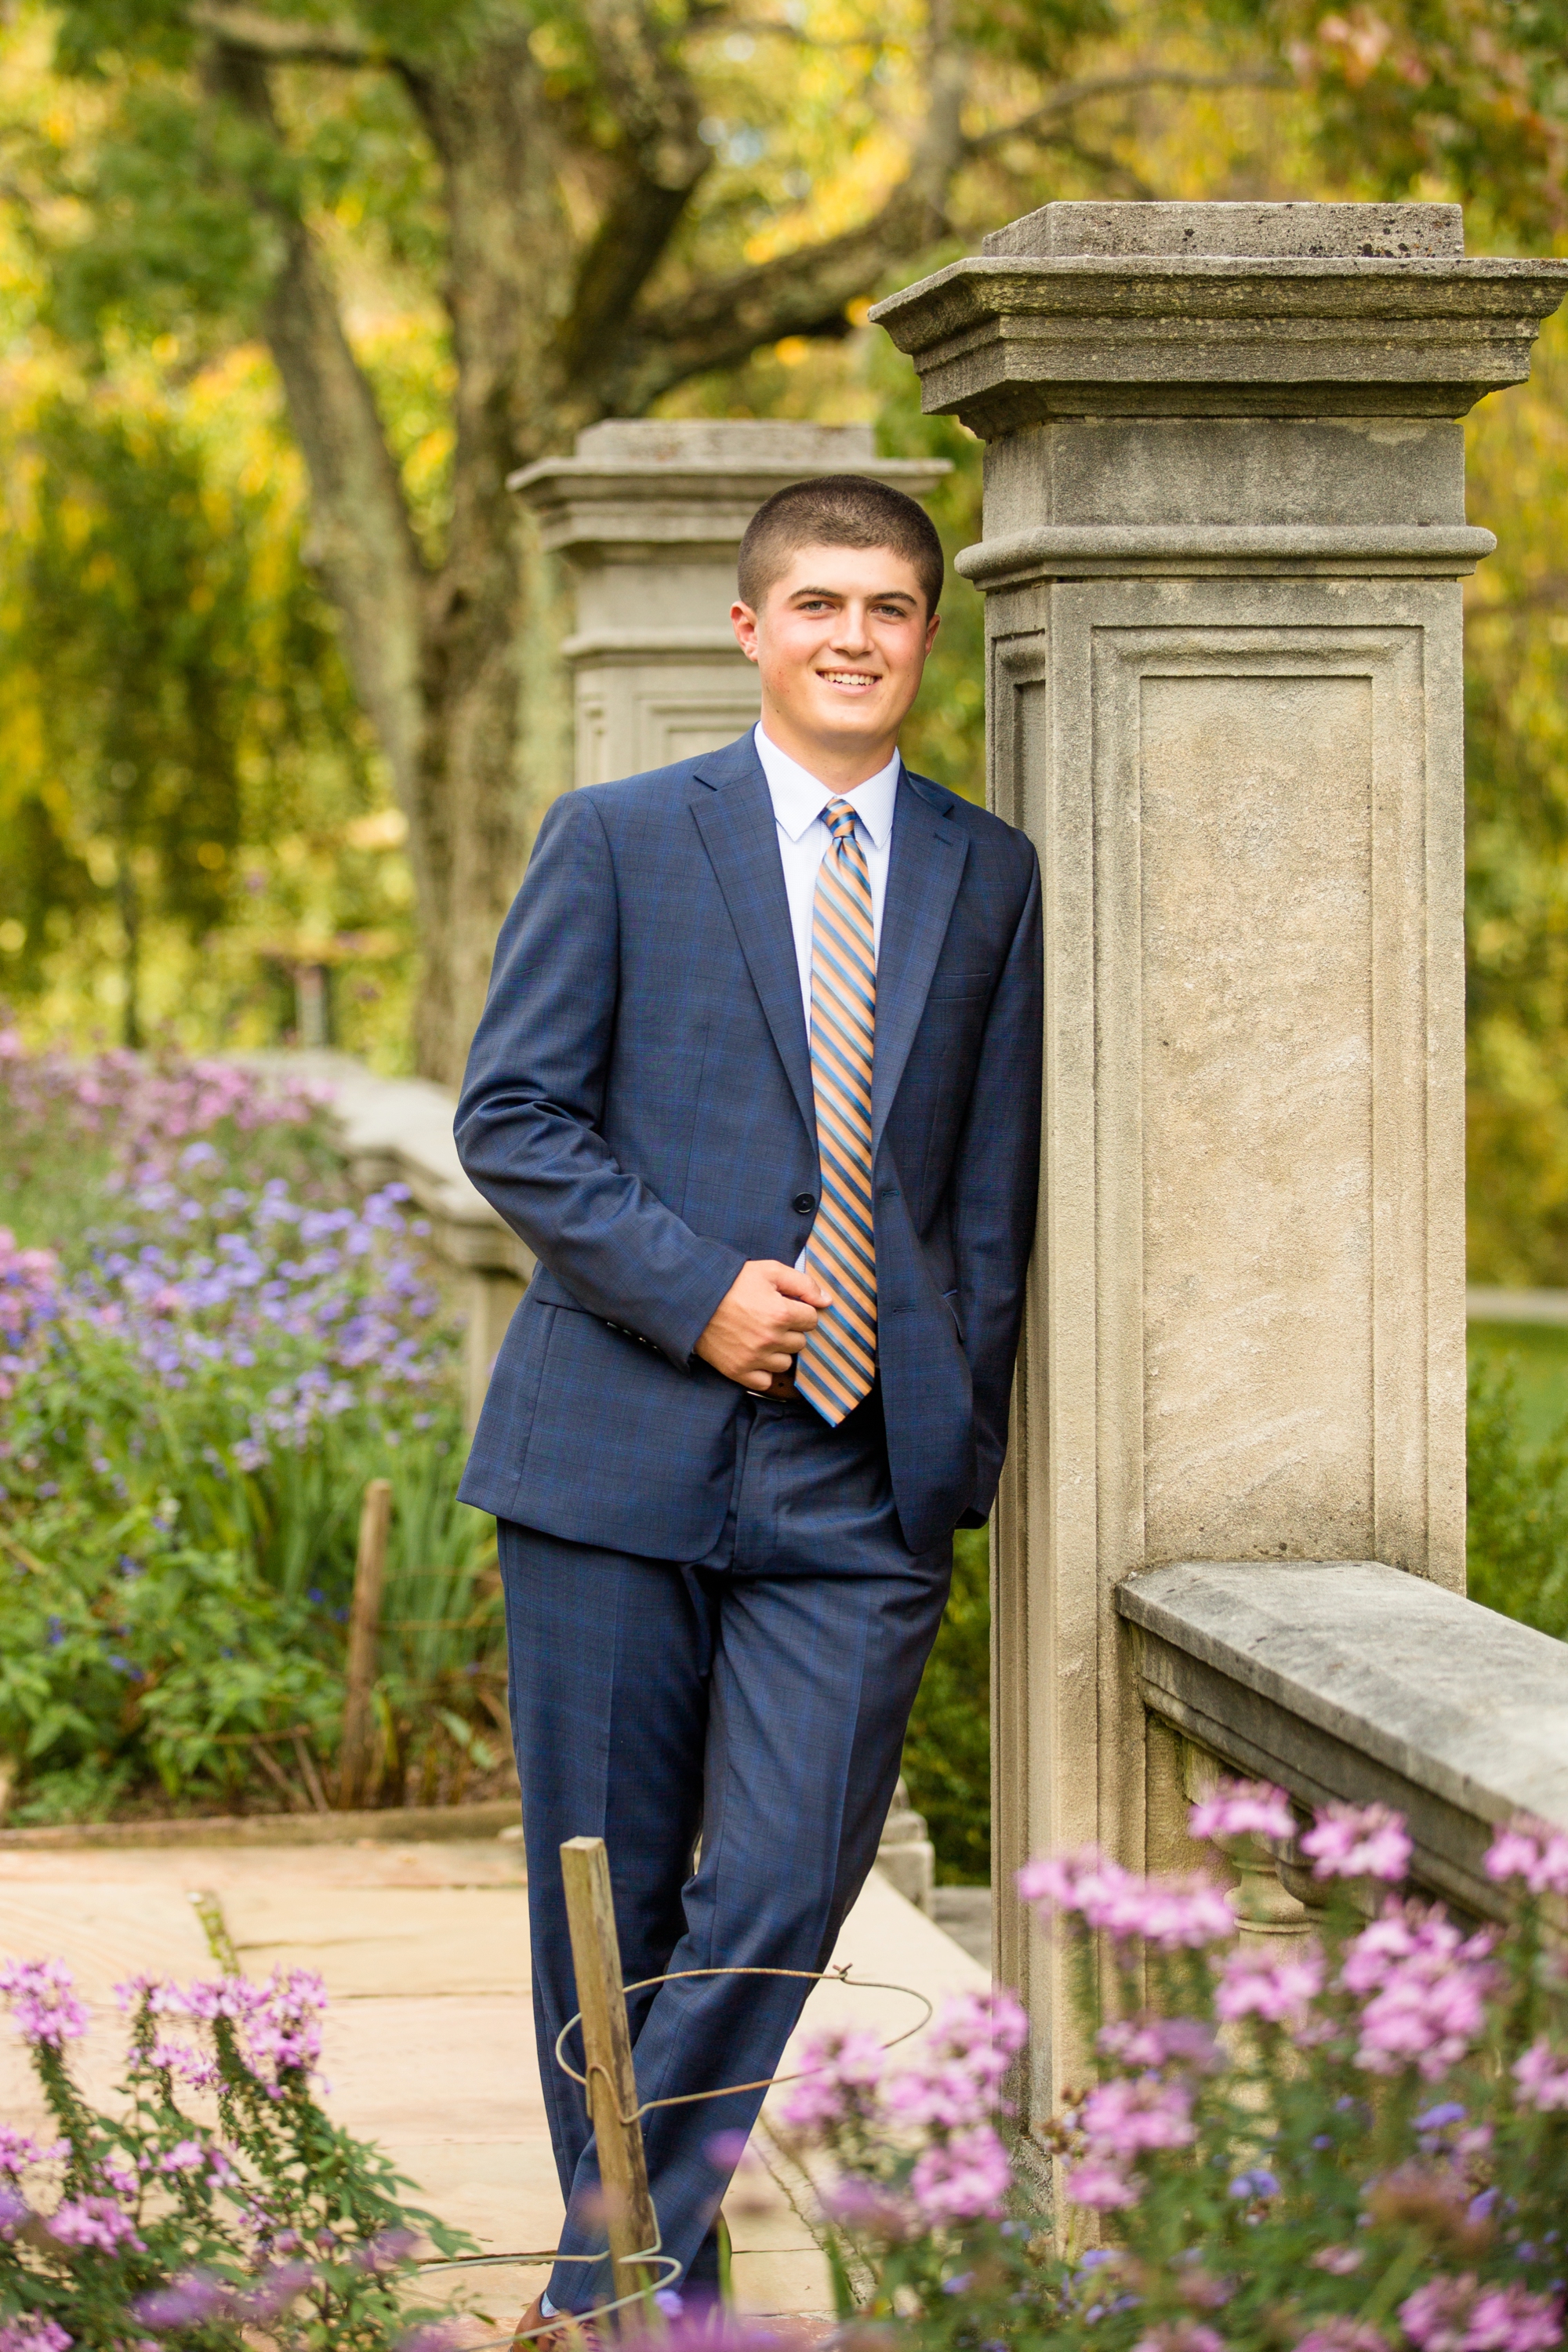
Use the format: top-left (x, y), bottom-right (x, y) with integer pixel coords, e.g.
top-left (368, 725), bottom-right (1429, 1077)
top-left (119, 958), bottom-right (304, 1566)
top-left (0, 1050), bottom-right (503, 1821)
top-left (1467, 1353), bottom-right (1568, 1639)
top-left (0, 1958), bottom-right (471, 2348)
top-left (794, 1802), bottom-right (1568, 2352)
top-left (901, 1525), bottom-right (990, 1883)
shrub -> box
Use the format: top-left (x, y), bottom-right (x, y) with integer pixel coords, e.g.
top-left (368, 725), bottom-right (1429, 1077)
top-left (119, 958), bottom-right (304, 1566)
top-left (0, 1951), bottom-right (470, 2348)
top-left (777, 1784), bottom-right (1568, 2352)
top-left (1468, 1356), bottom-right (1568, 1639)
top-left (0, 1039), bottom-right (501, 1821)
top-left (902, 1526), bottom-right (990, 1883)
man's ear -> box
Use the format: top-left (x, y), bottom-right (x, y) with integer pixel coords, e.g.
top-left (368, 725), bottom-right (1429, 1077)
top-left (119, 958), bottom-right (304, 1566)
top-left (731, 600), bottom-right (760, 663)
top-left (924, 609), bottom-right (941, 654)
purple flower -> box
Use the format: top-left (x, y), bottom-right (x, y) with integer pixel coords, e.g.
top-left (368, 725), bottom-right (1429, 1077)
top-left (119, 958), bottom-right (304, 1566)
top-left (1301, 1802), bottom-right (1412, 1883)
top-left (1187, 1778), bottom-right (1294, 1843)
top-left (0, 1959), bottom-right (88, 2048)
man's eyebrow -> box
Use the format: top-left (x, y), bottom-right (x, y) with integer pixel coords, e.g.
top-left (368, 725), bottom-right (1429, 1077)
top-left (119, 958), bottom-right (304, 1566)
top-left (787, 583), bottom-right (919, 603)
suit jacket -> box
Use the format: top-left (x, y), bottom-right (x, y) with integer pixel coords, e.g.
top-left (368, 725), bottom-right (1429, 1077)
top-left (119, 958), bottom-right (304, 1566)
top-left (454, 731), bottom-right (1042, 1558)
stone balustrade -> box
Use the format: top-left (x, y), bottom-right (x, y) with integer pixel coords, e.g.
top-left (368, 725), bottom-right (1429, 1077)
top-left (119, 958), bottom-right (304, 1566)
top-left (1123, 1558), bottom-right (1568, 1927)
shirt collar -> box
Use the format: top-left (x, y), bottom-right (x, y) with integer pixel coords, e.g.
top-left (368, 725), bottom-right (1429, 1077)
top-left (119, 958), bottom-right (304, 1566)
top-left (753, 722), bottom-right (900, 849)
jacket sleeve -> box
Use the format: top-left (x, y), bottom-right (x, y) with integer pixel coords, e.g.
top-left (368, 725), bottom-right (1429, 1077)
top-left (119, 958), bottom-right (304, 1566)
top-left (951, 839), bottom-right (1044, 1521)
top-left (453, 789), bottom-right (745, 1369)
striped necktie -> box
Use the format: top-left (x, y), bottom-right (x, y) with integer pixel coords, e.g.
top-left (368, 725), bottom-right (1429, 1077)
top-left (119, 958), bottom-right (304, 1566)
top-left (796, 798), bottom-right (877, 1425)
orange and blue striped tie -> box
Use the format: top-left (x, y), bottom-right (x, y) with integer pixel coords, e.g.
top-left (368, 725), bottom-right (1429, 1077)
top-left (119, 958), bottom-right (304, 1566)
top-left (796, 798), bottom-right (877, 1424)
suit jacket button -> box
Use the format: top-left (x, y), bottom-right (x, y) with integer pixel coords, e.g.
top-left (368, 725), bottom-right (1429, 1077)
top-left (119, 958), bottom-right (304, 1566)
top-left (793, 1192), bottom-right (816, 1215)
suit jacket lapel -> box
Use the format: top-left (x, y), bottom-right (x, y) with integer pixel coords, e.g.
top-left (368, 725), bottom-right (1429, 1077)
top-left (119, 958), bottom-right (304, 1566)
top-left (690, 739), bottom-right (816, 1141)
top-left (872, 771), bottom-right (967, 1145)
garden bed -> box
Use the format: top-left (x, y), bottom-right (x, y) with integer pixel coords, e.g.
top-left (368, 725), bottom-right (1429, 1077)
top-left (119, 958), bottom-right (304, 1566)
top-left (0, 1036), bottom-right (506, 1828)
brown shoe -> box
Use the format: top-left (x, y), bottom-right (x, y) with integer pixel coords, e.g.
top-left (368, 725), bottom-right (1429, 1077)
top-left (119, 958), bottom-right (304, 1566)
top-left (511, 2295), bottom-right (601, 2351)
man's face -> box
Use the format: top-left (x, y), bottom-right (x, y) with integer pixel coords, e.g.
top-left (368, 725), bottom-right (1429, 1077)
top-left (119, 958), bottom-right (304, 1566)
top-left (731, 543), bottom-right (939, 766)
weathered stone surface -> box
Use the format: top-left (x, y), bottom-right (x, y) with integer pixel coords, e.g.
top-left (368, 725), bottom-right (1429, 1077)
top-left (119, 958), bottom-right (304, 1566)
top-left (1120, 1559), bottom-right (1568, 1918)
top-left (869, 201), bottom-right (1568, 432)
top-left (870, 200), bottom-right (1567, 2144)
top-left (984, 199), bottom-right (1465, 260)
top-left (514, 420), bottom-right (947, 787)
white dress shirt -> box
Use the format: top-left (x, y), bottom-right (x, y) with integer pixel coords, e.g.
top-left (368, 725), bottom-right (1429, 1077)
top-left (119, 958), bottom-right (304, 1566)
top-left (753, 722), bottom-right (899, 1028)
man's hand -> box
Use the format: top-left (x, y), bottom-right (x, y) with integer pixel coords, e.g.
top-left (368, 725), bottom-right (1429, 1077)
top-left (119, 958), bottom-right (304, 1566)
top-left (696, 1261), bottom-right (833, 1393)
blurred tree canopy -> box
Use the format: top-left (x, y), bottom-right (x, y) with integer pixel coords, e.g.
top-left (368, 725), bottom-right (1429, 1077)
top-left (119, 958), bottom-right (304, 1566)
top-left (3, 0), bottom-right (1568, 1246)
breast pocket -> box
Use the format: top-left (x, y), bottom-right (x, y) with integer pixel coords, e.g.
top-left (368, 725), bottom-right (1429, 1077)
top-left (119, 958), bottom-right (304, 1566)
top-left (926, 971), bottom-right (993, 1003)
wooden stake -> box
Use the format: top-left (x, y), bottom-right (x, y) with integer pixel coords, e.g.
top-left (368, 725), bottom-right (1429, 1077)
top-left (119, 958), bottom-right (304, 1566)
top-left (338, 1478), bottom-right (392, 1809)
top-left (560, 1835), bottom-right (661, 2322)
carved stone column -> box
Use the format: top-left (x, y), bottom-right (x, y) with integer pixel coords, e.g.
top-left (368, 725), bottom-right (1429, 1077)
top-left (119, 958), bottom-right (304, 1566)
top-left (512, 420), bottom-right (947, 785)
top-left (873, 201), bottom-right (1567, 2132)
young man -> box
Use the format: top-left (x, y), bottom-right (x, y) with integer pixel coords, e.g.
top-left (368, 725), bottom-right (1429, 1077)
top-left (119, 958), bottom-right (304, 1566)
top-left (455, 475), bottom-right (1041, 2336)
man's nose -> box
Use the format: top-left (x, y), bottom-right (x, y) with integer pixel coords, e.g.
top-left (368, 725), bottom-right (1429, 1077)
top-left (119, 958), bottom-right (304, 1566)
top-left (830, 604), bottom-right (873, 652)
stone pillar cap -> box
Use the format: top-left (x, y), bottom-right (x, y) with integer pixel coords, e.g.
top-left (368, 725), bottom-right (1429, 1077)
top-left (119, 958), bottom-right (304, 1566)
top-left (870, 200), bottom-right (1568, 432)
top-left (511, 419), bottom-right (949, 555)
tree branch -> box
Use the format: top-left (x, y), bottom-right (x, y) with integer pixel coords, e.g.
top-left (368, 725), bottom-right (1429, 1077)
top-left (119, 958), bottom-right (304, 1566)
top-left (188, 2), bottom-right (379, 67)
top-left (556, 0), bottom-right (714, 377)
top-left (966, 67), bottom-right (1290, 158)
top-left (202, 39), bottom-right (430, 810)
top-left (604, 0), bottom-right (967, 406)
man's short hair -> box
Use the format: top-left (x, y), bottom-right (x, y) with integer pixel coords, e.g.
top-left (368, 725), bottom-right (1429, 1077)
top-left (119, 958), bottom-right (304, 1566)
top-left (737, 474), bottom-right (943, 615)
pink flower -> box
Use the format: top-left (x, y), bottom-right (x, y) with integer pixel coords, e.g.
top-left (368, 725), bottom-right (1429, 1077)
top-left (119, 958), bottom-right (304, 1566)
top-left (880, 1989), bottom-right (1027, 2129)
top-left (1515, 2039), bottom-right (1568, 2111)
top-left (1134, 2328), bottom-right (1225, 2352)
top-left (1485, 1817), bottom-right (1568, 1897)
top-left (0, 2125), bottom-right (64, 2175)
top-left (1311, 2246), bottom-right (1365, 2275)
top-left (0, 2323), bottom-right (73, 2352)
top-left (1301, 1802), bottom-right (1412, 1883)
top-left (1062, 2158), bottom-right (1138, 2209)
top-left (775, 2027), bottom-right (885, 2133)
top-left (909, 2125), bottom-right (1012, 2223)
top-left (157, 2140), bottom-right (205, 2174)
top-left (1080, 2074), bottom-right (1194, 2160)
top-left (1098, 2015), bottom-right (1224, 2073)
top-left (1403, 2279), bottom-right (1564, 2352)
top-left (1188, 1779), bottom-right (1294, 1843)
top-left (1298, 2325), bottom-right (1389, 2352)
top-left (47, 2195), bottom-right (146, 2252)
top-left (0, 1959), bottom-right (88, 2048)
top-left (1019, 1849), bottom-right (1236, 1948)
top-left (1214, 1940), bottom-right (1324, 2025)
top-left (1464, 2288), bottom-right (1563, 2352)
top-left (818, 2175), bottom-right (914, 2240)
top-left (1342, 1902), bottom-right (1495, 2080)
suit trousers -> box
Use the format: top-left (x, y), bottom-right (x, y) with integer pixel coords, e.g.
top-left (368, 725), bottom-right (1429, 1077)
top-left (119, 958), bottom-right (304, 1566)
top-left (497, 1383), bottom-right (953, 2314)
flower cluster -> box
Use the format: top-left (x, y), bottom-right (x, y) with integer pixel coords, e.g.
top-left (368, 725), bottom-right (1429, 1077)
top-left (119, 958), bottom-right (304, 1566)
top-left (0, 1229), bottom-right (57, 1399)
top-left (0, 1954), bottom-right (467, 2351)
top-left (1340, 1901), bottom-right (1497, 2080)
top-left (1017, 1851), bottom-right (1237, 1948)
top-left (776, 1990), bottom-right (1028, 2230)
top-left (776, 1784), bottom-right (1568, 2352)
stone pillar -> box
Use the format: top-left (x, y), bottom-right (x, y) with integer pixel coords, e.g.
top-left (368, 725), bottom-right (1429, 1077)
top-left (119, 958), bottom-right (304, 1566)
top-left (873, 201), bottom-right (1567, 2130)
top-left (512, 420), bottom-right (948, 784)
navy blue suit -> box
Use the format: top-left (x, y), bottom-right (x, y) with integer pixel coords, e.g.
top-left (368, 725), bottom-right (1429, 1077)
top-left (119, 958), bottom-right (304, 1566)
top-left (455, 731), bottom-right (1040, 2310)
